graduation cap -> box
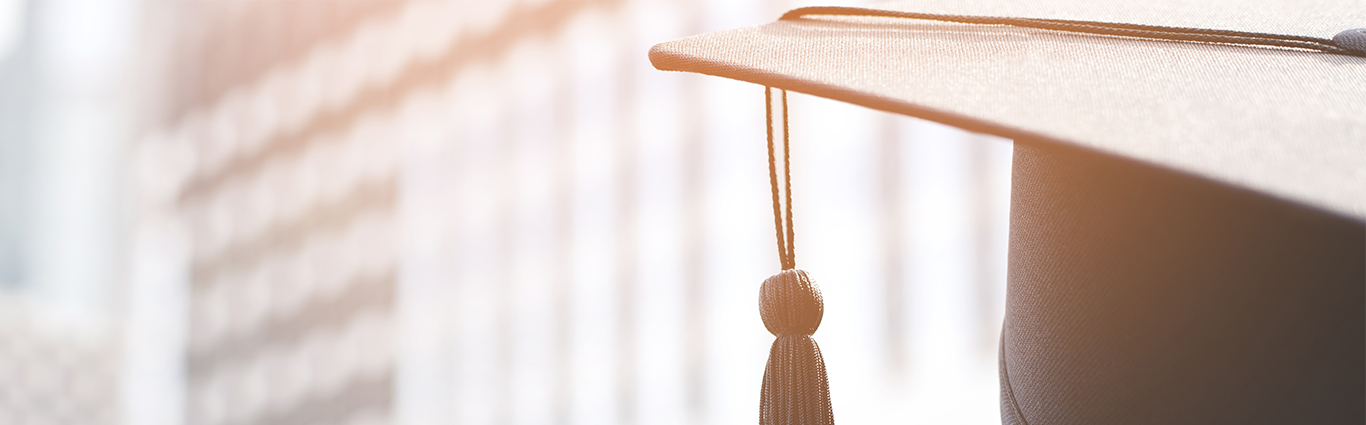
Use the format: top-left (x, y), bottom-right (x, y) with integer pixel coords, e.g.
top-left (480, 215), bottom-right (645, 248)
top-left (650, 1), bottom-right (1365, 423)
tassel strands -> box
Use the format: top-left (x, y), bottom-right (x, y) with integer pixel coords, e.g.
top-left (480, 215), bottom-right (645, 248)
top-left (758, 87), bottom-right (834, 425)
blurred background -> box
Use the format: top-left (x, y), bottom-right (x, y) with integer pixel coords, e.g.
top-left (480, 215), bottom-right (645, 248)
top-left (0, 0), bottom-right (1012, 424)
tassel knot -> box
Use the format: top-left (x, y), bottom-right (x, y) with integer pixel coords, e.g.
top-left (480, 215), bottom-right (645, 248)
top-left (759, 269), bottom-right (824, 336)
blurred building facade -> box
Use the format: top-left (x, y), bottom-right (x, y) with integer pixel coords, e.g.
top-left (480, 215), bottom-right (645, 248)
top-left (142, 3), bottom-right (405, 425)
top-left (0, 0), bottom-right (132, 424)
top-left (128, 1), bottom-right (1012, 425)
top-left (0, 297), bottom-right (119, 425)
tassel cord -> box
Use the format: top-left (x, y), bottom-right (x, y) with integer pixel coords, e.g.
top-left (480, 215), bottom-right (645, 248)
top-left (779, 6), bottom-right (1366, 57)
top-left (767, 87), bottom-right (796, 270)
top-left (782, 90), bottom-right (795, 270)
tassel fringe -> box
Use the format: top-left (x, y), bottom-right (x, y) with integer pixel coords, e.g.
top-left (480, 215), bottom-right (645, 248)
top-left (760, 334), bottom-right (834, 425)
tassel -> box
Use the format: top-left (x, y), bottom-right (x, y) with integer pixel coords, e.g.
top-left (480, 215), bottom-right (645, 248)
top-left (757, 87), bottom-right (832, 424)
top-left (758, 269), bottom-right (833, 425)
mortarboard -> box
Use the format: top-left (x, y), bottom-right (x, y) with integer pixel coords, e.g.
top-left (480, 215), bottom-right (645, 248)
top-left (649, 0), bottom-right (1365, 423)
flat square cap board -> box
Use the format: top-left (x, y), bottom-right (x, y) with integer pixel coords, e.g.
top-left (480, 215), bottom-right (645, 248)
top-left (650, 1), bottom-right (1365, 424)
top-left (650, 0), bottom-right (1366, 220)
